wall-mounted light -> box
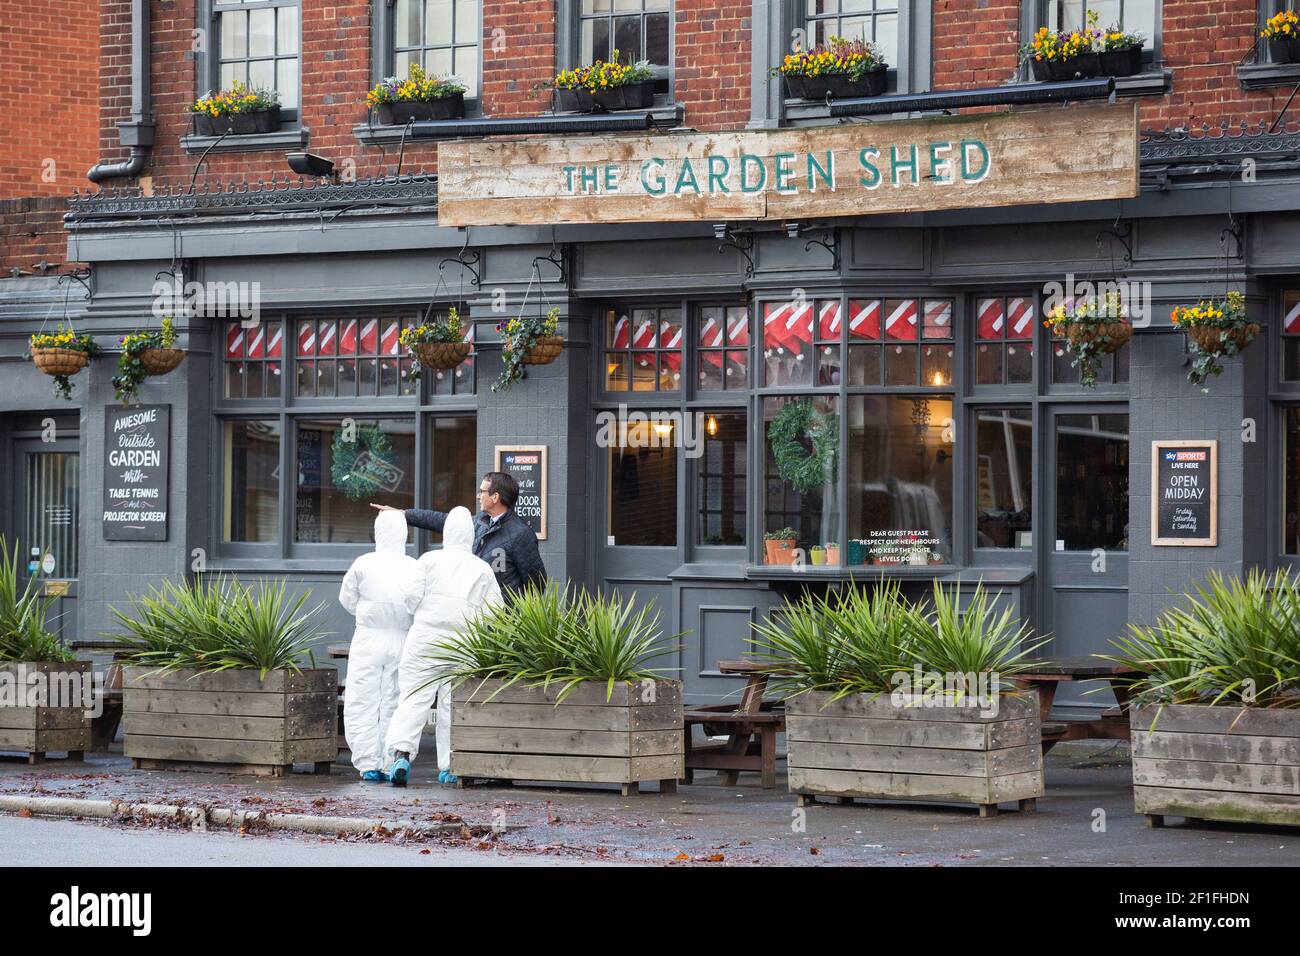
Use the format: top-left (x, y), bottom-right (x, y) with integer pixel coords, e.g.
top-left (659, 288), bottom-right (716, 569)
top-left (706, 415), bottom-right (719, 437)
top-left (287, 152), bottom-right (337, 181)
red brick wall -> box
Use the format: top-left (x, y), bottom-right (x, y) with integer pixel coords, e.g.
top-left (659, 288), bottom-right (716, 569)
top-left (675, 1), bottom-right (751, 131)
top-left (0, 0), bottom-right (99, 198)
top-left (0, 199), bottom-right (75, 275)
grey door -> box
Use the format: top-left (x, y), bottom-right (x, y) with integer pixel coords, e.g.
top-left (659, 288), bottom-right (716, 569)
top-left (11, 438), bottom-right (81, 646)
top-left (1041, 406), bottom-right (1129, 716)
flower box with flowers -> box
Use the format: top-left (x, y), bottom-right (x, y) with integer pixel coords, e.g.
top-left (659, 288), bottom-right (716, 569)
top-left (551, 54), bottom-right (655, 114)
top-left (493, 307), bottom-right (563, 393)
top-left (777, 36), bottom-right (888, 100)
top-left (1263, 10), bottom-right (1300, 63)
top-left (1170, 291), bottom-right (1258, 390)
top-left (1024, 14), bottom-right (1144, 81)
top-left (112, 317), bottom-right (185, 406)
top-left (190, 83), bottom-right (281, 136)
top-left (366, 64), bottom-right (466, 125)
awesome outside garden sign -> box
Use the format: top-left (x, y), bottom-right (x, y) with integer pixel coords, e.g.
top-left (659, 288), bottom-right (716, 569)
top-left (437, 102), bottom-right (1139, 227)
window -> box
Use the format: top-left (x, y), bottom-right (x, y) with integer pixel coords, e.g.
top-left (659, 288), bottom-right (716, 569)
top-left (222, 419), bottom-right (280, 543)
top-left (294, 419), bottom-right (416, 544)
top-left (1284, 407), bottom-right (1300, 554)
top-left (975, 407), bottom-right (1033, 549)
top-left (603, 305), bottom-right (683, 392)
top-left (1050, 322), bottom-right (1129, 386)
top-left (763, 395), bottom-right (840, 554)
top-left (609, 423), bottom-right (678, 546)
top-left (294, 316), bottom-right (419, 399)
top-left (579, 0), bottom-right (672, 91)
top-left (223, 320), bottom-right (285, 399)
top-left (698, 411), bottom-right (747, 546)
top-left (843, 298), bottom-right (954, 388)
top-left (1054, 413), bottom-right (1129, 551)
top-left (393, 0), bottom-right (482, 99)
top-left (697, 305), bottom-right (749, 391)
top-left (1282, 290), bottom-right (1300, 382)
top-left (975, 296), bottom-right (1035, 386)
top-left (1039, 0), bottom-right (1159, 65)
top-left (213, 0), bottom-right (300, 111)
top-left (806, 0), bottom-right (900, 69)
top-left (847, 395), bottom-right (953, 565)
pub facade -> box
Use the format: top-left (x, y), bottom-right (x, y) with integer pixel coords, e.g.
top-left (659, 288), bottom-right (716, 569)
top-left (1, 1), bottom-right (1298, 714)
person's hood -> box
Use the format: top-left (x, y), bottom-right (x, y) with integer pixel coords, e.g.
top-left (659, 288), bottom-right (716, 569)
top-left (373, 509), bottom-right (409, 554)
top-left (443, 506), bottom-right (474, 553)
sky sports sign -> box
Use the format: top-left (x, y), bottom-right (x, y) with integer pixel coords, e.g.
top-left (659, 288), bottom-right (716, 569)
top-left (437, 102), bottom-right (1138, 227)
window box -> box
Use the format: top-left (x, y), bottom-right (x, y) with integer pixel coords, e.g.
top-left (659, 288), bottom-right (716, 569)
top-left (1270, 36), bottom-right (1300, 65)
top-left (0, 662), bottom-right (92, 763)
top-left (556, 79), bottom-right (656, 113)
top-left (192, 106), bottom-right (282, 137)
top-left (1046, 53), bottom-right (1101, 80)
top-left (1099, 46), bottom-right (1144, 77)
top-left (785, 68), bottom-right (888, 101)
top-left (373, 95), bottom-right (465, 125)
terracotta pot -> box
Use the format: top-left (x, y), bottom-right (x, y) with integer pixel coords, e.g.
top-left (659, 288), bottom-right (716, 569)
top-left (31, 348), bottom-right (89, 377)
top-left (413, 341), bottom-right (472, 370)
top-left (139, 348), bottom-right (186, 376)
top-left (508, 335), bottom-right (564, 366)
top-left (825, 543), bottom-right (841, 566)
top-left (1186, 323), bottom-right (1259, 354)
top-left (764, 538), bottom-right (796, 565)
top-left (1064, 320), bottom-right (1132, 353)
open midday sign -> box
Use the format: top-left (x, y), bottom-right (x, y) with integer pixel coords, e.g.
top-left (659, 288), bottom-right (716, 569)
top-left (436, 102), bottom-right (1138, 227)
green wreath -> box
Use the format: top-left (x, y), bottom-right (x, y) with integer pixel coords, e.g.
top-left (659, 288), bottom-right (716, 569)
top-left (769, 399), bottom-right (839, 494)
top-left (330, 423), bottom-right (396, 501)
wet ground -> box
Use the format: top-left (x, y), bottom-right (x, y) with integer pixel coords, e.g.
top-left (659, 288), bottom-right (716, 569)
top-left (1, 742), bottom-right (1295, 866)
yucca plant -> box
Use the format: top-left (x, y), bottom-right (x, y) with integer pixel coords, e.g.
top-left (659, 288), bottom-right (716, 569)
top-left (0, 536), bottom-right (73, 664)
top-left (1106, 568), bottom-right (1300, 709)
top-left (111, 576), bottom-right (324, 679)
top-left (430, 584), bottom-right (679, 703)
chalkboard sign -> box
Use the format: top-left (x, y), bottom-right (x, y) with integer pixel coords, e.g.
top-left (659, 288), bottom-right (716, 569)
top-left (495, 445), bottom-right (547, 540)
top-left (103, 404), bottom-right (171, 542)
top-left (1151, 440), bottom-right (1217, 547)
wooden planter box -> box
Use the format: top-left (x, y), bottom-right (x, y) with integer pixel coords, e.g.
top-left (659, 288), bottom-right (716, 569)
top-left (0, 662), bottom-right (92, 763)
top-left (787, 689), bottom-right (1043, 816)
top-left (123, 667), bottom-right (336, 777)
top-left (1132, 704), bottom-right (1300, 828)
top-left (452, 678), bottom-right (683, 795)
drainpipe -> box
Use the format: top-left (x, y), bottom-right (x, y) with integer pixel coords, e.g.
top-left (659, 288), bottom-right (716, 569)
top-left (87, 0), bottom-right (155, 183)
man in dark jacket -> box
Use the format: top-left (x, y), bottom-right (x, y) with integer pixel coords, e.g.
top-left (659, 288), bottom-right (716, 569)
top-left (370, 471), bottom-right (546, 598)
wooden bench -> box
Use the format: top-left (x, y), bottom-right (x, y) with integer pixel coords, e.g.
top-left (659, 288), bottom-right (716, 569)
top-left (683, 660), bottom-right (786, 789)
top-left (69, 640), bottom-right (130, 752)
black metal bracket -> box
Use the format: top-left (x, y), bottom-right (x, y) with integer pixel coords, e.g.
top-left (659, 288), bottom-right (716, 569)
top-left (714, 224), bottom-right (755, 278)
top-left (1221, 215), bottom-right (1244, 260)
top-left (1097, 218), bottom-right (1133, 267)
top-left (532, 241), bottom-right (568, 285)
top-left (803, 229), bottom-right (840, 271)
top-left (439, 233), bottom-right (481, 288)
top-left (57, 267), bottom-right (93, 300)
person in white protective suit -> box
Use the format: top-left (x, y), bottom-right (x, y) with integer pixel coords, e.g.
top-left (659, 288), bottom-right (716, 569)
top-left (385, 506), bottom-right (502, 787)
top-left (338, 509), bottom-right (424, 782)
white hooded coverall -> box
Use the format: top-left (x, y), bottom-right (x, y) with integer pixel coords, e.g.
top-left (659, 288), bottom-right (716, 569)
top-left (385, 506), bottom-right (503, 770)
top-left (339, 510), bottom-right (424, 775)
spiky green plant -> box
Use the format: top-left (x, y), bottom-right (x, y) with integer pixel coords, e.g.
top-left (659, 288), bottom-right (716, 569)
top-left (429, 584), bottom-right (679, 703)
top-left (1106, 568), bottom-right (1300, 708)
top-left (0, 536), bottom-right (73, 663)
top-left (111, 576), bottom-right (324, 679)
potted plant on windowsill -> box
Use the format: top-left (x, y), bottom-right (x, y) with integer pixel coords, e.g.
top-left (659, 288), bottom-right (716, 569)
top-left (114, 577), bottom-right (336, 776)
top-left (1043, 290), bottom-right (1132, 388)
top-left (776, 35), bottom-right (888, 100)
top-left (549, 52), bottom-right (655, 113)
top-left (763, 528), bottom-right (798, 565)
top-left (1170, 290), bottom-right (1258, 391)
top-left (1107, 569), bottom-right (1300, 828)
top-left (190, 82), bottom-right (281, 136)
top-left (1099, 26), bottom-right (1146, 77)
top-left (27, 325), bottom-right (101, 400)
top-left (399, 307), bottom-right (471, 377)
top-left (751, 581), bottom-right (1046, 817)
top-left (0, 537), bottom-right (90, 764)
top-left (434, 587), bottom-right (684, 796)
top-left (825, 542), bottom-right (841, 565)
top-left (112, 316), bottom-right (185, 405)
top-left (493, 306), bottom-right (562, 392)
top-left (366, 63), bottom-right (467, 124)
top-left (1263, 10), bottom-right (1300, 64)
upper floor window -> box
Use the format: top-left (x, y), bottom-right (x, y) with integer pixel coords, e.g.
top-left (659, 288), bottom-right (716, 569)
top-left (580, 0), bottom-right (672, 89)
top-left (806, 0), bottom-right (899, 70)
top-left (393, 0), bottom-right (482, 99)
top-left (603, 305), bottom-right (683, 392)
top-left (214, 0), bottom-right (300, 111)
top-left (1041, 0), bottom-right (1159, 60)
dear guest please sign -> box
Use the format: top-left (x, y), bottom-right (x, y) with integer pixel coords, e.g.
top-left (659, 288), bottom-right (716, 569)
top-left (436, 102), bottom-right (1139, 226)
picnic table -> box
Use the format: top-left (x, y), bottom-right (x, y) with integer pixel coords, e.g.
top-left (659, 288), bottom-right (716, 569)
top-left (683, 659), bottom-right (787, 789)
top-left (1012, 656), bottom-right (1142, 754)
top-left (69, 640), bottom-right (133, 751)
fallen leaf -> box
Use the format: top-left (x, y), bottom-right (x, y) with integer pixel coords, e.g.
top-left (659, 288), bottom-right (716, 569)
top-left (17, 808), bottom-right (32, 818)
top-left (809, 847), bottom-right (821, 856)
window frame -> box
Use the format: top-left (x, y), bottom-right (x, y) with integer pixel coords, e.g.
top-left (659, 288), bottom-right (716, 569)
top-left (211, 309), bottom-right (477, 564)
top-left (1022, 0), bottom-right (1164, 74)
top-left (556, 0), bottom-right (676, 104)
top-left (372, 0), bottom-right (485, 115)
top-left (199, 0), bottom-right (302, 126)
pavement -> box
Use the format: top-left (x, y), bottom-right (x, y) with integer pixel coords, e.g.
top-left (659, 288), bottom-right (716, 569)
top-left (0, 741), bottom-right (1296, 866)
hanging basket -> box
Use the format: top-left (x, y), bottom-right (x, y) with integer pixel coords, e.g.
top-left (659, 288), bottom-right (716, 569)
top-left (509, 335), bottom-right (564, 366)
top-left (1064, 320), bottom-right (1132, 354)
top-left (139, 348), bottom-right (186, 376)
top-left (1186, 323), bottom-right (1259, 354)
top-left (31, 348), bottom-right (90, 377)
top-left (413, 341), bottom-right (472, 370)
